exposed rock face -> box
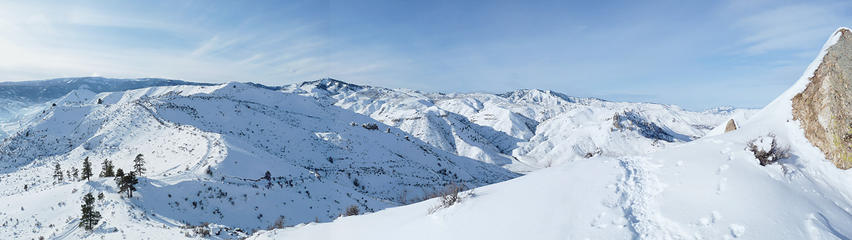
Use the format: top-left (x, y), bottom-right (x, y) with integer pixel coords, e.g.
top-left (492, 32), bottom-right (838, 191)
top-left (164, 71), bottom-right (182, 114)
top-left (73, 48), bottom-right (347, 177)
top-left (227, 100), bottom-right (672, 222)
top-left (792, 28), bottom-right (852, 169)
top-left (611, 111), bottom-right (676, 142)
top-left (724, 119), bottom-right (737, 132)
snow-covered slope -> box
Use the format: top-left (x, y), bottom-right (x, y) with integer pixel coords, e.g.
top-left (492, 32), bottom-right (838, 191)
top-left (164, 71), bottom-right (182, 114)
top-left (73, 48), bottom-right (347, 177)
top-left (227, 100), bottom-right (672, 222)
top-left (0, 77), bottom-right (212, 138)
top-left (284, 80), bottom-right (752, 171)
top-left (252, 28), bottom-right (852, 240)
top-left (0, 83), bottom-right (516, 239)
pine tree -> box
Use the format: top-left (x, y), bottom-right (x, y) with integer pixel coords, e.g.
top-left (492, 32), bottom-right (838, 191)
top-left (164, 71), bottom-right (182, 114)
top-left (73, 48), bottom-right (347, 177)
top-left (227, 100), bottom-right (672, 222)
top-left (71, 167), bottom-right (79, 181)
top-left (133, 154), bottom-right (145, 176)
top-left (53, 163), bottom-right (63, 183)
top-left (264, 171), bottom-right (272, 181)
top-left (79, 193), bottom-right (101, 231)
top-left (99, 159), bottom-right (114, 177)
top-left (81, 157), bottom-right (93, 181)
top-left (114, 168), bottom-right (125, 186)
top-left (119, 172), bottom-right (138, 198)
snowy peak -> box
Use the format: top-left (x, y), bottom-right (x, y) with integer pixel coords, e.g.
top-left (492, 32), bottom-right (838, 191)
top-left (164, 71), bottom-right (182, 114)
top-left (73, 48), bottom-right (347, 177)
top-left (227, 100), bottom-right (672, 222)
top-left (298, 78), bottom-right (367, 95)
top-left (0, 77), bottom-right (214, 139)
top-left (497, 89), bottom-right (577, 106)
top-left (0, 77), bottom-right (211, 103)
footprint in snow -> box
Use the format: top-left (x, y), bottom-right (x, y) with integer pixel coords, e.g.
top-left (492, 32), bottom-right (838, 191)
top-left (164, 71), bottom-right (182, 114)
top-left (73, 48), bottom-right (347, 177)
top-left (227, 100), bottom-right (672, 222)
top-left (729, 224), bottom-right (745, 238)
top-left (716, 164), bottom-right (729, 175)
top-left (716, 177), bottom-right (727, 194)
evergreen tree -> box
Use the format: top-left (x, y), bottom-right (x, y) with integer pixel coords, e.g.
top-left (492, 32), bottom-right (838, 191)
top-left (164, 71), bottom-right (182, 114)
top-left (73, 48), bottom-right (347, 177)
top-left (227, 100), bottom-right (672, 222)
top-left (118, 172), bottom-right (138, 198)
top-left (99, 159), bottom-right (114, 177)
top-left (264, 171), bottom-right (272, 181)
top-left (114, 168), bottom-right (125, 186)
top-left (53, 163), bottom-right (63, 183)
top-left (81, 157), bottom-right (93, 181)
top-left (79, 193), bottom-right (101, 231)
top-left (71, 167), bottom-right (79, 181)
top-left (133, 154), bottom-right (146, 176)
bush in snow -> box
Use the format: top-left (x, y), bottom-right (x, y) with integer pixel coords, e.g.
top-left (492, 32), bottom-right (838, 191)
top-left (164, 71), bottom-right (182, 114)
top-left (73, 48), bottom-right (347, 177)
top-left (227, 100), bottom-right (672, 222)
top-left (748, 134), bottom-right (791, 166)
top-left (361, 123), bottom-right (379, 130)
top-left (267, 216), bottom-right (286, 230)
top-left (344, 205), bottom-right (360, 216)
top-left (185, 222), bottom-right (211, 237)
top-left (428, 183), bottom-right (472, 214)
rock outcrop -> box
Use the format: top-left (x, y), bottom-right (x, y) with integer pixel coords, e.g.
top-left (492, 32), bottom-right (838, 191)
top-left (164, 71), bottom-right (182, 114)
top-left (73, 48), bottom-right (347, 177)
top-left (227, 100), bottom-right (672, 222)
top-left (724, 119), bottom-right (737, 132)
top-left (792, 28), bottom-right (852, 169)
top-left (611, 111), bottom-right (677, 142)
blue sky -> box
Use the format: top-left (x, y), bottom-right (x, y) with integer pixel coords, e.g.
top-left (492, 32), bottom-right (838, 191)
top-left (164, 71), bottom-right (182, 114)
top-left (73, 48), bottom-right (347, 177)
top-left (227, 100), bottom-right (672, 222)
top-left (0, 0), bottom-right (850, 109)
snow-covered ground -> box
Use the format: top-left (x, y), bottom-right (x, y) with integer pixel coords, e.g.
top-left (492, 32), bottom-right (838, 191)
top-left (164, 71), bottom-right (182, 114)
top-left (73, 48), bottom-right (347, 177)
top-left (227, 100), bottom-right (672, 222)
top-left (252, 29), bottom-right (852, 240)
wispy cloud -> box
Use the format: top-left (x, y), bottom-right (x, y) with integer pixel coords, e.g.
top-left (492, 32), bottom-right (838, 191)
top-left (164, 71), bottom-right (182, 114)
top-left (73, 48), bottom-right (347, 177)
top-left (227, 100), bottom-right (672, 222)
top-left (729, 2), bottom-right (852, 54)
top-left (0, 1), bottom-right (850, 110)
top-left (0, 1), bottom-right (401, 86)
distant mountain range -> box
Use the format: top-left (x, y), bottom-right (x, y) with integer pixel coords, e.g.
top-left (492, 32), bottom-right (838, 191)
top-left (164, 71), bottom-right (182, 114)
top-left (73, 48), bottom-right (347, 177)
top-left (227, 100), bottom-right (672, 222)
top-left (0, 76), bottom-right (752, 238)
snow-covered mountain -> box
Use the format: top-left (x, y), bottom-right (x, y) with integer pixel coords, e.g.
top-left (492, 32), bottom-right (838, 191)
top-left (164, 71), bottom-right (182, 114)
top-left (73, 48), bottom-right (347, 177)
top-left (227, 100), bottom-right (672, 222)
top-left (0, 77), bottom-right (212, 138)
top-left (0, 83), bottom-right (515, 239)
top-left (0, 58), bottom-right (754, 239)
top-left (283, 79), bottom-right (752, 171)
top-left (253, 28), bottom-right (852, 240)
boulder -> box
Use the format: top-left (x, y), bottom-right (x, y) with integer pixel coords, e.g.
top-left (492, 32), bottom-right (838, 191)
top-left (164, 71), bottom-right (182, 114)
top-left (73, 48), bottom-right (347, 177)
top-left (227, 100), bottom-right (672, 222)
top-left (792, 28), bottom-right (852, 169)
top-left (724, 119), bottom-right (737, 133)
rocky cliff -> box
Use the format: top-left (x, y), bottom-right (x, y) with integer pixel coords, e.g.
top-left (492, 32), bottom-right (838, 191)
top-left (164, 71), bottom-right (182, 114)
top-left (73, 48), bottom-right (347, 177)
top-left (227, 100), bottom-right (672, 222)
top-left (792, 28), bottom-right (852, 169)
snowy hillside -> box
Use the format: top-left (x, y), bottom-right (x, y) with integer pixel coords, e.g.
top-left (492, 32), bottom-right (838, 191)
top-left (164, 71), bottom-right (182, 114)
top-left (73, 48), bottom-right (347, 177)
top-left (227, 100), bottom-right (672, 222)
top-left (0, 77), bottom-right (212, 138)
top-left (252, 28), bottom-right (852, 240)
top-left (0, 83), bottom-right (515, 239)
top-left (284, 79), bottom-right (752, 171)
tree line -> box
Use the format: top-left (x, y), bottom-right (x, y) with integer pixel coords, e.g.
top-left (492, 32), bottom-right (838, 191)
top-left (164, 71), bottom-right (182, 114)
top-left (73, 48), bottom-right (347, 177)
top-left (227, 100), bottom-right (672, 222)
top-left (50, 154), bottom-right (146, 231)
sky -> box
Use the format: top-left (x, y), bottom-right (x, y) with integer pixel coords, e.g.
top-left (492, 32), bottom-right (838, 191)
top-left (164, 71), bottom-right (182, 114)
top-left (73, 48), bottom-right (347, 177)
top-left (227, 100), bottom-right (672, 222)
top-left (0, 0), bottom-right (850, 110)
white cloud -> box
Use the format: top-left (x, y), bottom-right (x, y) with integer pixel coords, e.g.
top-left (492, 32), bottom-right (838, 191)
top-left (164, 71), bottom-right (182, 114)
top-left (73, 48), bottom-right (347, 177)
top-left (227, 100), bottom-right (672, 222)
top-left (731, 2), bottom-right (851, 54)
top-left (0, 1), bottom-right (401, 85)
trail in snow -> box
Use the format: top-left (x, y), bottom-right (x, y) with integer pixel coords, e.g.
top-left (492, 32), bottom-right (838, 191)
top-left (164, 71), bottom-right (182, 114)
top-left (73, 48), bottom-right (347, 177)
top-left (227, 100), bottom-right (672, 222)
top-left (616, 156), bottom-right (684, 240)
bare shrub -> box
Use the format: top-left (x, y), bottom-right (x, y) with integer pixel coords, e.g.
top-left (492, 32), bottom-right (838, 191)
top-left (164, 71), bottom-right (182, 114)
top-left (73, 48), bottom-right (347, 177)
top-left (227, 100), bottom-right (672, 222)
top-left (344, 205), bottom-right (360, 216)
top-left (361, 123), bottom-right (379, 130)
top-left (428, 183), bottom-right (472, 214)
top-left (748, 134), bottom-right (791, 166)
top-left (183, 222), bottom-right (211, 237)
top-left (267, 215), bottom-right (286, 230)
